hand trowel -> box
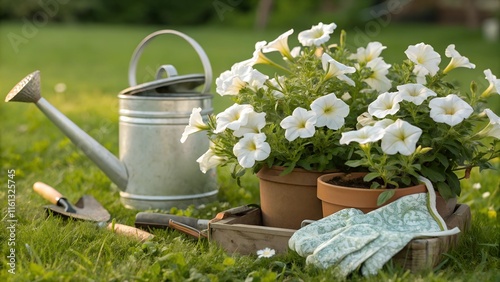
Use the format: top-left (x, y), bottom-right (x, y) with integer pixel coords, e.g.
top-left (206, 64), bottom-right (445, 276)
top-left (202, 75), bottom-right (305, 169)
top-left (33, 182), bottom-right (153, 242)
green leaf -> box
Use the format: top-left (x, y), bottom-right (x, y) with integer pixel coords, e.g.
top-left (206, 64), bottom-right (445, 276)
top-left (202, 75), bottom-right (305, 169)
top-left (364, 172), bottom-right (380, 182)
top-left (446, 171), bottom-right (461, 197)
top-left (436, 181), bottom-right (454, 199)
top-left (420, 166), bottom-right (446, 182)
top-left (435, 153), bottom-right (449, 168)
top-left (377, 190), bottom-right (395, 206)
top-left (345, 159), bottom-right (366, 167)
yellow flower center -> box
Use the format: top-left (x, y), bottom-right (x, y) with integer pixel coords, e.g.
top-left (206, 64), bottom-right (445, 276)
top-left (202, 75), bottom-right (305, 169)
top-left (247, 141), bottom-right (257, 151)
top-left (313, 30), bottom-right (324, 39)
top-left (445, 107), bottom-right (456, 115)
top-left (410, 90), bottom-right (419, 97)
top-left (324, 106), bottom-right (333, 114)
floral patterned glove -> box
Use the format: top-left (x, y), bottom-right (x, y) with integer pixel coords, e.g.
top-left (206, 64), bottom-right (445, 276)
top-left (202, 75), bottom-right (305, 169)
top-left (288, 177), bottom-right (460, 277)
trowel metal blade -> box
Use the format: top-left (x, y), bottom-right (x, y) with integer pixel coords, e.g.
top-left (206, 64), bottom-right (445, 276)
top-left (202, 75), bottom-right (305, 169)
top-left (43, 195), bottom-right (111, 222)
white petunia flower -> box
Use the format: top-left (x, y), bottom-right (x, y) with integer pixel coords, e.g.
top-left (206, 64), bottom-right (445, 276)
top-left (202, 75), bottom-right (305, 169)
top-left (483, 69), bottom-right (500, 96)
top-left (356, 112), bottom-right (376, 128)
top-left (242, 41), bottom-right (274, 66)
top-left (322, 53), bottom-right (356, 86)
top-left (405, 43), bottom-right (441, 84)
top-left (341, 92), bottom-right (351, 101)
top-left (280, 107), bottom-right (317, 141)
top-left (197, 147), bottom-right (225, 173)
top-left (263, 29), bottom-right (294, 60)
top-left (443, 44), bottom-right (475, 74)
top-left (215, 104), bottom-right (254, 133)
top-left (381, 119), bottom-right (422, 155)
top-left (310, 93), bottom-right (349, 130)
top-left (290, 46), bottom-right (301, 58)
top-left (397, 83), bottom-right (437, 105)
top-left (256, 247), bottom-right (276, 258)
top-left (475, 109), bottom-right (500, 139)
top-left (349, 41), bottom-right (387, 64)
top-left (215, 62), bottom-right (268, 96)
top-left (364, 57), bottom-right (392, 92)
top-left (339, 126), bottom-right (385, 145)
top-left (215, 65), bottom-right (247, 96)
top-left (180, 107), bottom-right (208, 143)
top-left (368, 91), bottom-right (403, 118)
top-left (373, 118), bottom-right (396, 129)
top-left (429, 94), bottom-right (473, 126)
top-left (233, 111), bottom-right (267, 137)
top-left (298, 22), bottom-right (337, 47)
top-left (233, 133), bottom-right (271, 168)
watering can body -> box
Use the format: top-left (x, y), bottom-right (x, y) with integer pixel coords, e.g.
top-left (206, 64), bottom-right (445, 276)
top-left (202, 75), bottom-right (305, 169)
top-left (118, 93), bottom-right (217, 209)
top-left (4, 30), bottom-right (218, 210)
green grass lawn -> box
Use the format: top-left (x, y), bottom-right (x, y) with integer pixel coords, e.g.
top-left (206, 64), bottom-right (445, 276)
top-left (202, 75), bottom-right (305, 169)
top-left (1, 22), bottom-right (499, 281)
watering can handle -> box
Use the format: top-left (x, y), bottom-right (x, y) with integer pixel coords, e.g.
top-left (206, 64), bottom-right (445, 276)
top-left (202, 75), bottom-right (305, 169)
top-left (128, 30), bottom-right (212, 94)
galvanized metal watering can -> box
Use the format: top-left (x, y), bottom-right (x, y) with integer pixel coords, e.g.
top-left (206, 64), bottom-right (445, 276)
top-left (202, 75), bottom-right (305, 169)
top-left (5, 30), bottom-right (218, 210)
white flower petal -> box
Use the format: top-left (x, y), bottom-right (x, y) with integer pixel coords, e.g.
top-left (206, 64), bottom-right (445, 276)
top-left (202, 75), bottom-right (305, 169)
top-left (233, 133), bottom-right (271, 168)
top-left (381, 119), bottom-right (422, 155)
top-left (364, 57), bottom-right (392, 92)
top-left (180, 107), bottom-right (207, 143)
top-left (373, 118), bottom-right (396, 129)
top-left (243, 41), bottom-right (272, 66)
top-left (349, 41), bottom-right (387, 64)
top-left (429, 94), bottom-right (473, 126)
top-left (311, 93), bottom-right (349, 129)
top-left (322, 53), bottom-right (356, 85)
top-left (280, 108), bottom-right (317, 141)
top-left (443, 44), bottom-right (475, 73)
top-left (340, 126), bottom-right (385, 145)
top-left (263, 29), bottom-right (294, 59)
top-left (405, 43), bottom-right (441, 79)
top-left (480, 109), bottom-right (500, 139)
top-left (233, 111), bottom-right (267, 137)
top-left (484, 69), bottom-right (500, 95)
top-left (196, 148), bottom-right (225, 173)
top-left (298, 22), bottom-right (337, 47)
top-left (256, 247), bottom-right (276, 258)
top-left (397, 83), bottom-right (437, 105)
top-left (215, 62), bottom-right (268, 96)
top-left (368, 91), bottom-right (403, 118)
top-left (215, 104), bottom-right (254, 133)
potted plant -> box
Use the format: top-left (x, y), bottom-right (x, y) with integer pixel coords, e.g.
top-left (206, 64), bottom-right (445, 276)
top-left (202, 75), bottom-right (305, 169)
top-left (181, 22), bottom-right (500, 228)
top-left (318, 41), bottom-right (500, 217)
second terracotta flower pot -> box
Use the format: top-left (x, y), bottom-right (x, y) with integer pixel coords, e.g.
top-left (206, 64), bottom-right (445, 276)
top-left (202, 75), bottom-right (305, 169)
top-left (318, 172), bottom-right (428, 216)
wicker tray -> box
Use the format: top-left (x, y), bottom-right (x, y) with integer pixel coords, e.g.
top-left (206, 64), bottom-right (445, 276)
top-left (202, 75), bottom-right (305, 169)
top-left (208, 204), bottom-right (471, 272)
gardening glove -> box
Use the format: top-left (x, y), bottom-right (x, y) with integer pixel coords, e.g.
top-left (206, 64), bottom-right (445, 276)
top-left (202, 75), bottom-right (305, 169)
top-left (288, 176), bottom-right (460, 277)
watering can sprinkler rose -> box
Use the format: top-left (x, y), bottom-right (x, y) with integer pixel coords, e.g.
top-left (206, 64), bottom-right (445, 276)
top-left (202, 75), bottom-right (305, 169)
top-left (181, 22), bottom-right (500, 203)
top-left (5, 30), bottom-right (218, 210)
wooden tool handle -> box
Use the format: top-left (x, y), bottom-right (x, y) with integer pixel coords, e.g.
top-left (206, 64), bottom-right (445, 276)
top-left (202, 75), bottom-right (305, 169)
top-left (33, 182), bottom-right (63, 204)
top-left (107, 223), bottom-right (154, 242)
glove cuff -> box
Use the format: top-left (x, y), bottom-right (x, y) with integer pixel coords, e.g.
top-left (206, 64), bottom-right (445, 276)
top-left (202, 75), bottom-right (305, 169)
top-left (418, 176), bottom-right (447, 231)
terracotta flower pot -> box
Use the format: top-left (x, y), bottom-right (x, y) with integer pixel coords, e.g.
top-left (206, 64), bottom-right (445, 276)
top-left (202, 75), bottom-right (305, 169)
top-left (257, 166), bottom-right (328, 229)
top-left (317, 172), bottom-right (457, 218)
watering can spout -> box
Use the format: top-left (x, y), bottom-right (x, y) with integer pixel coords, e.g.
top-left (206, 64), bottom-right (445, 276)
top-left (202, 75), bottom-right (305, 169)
top-left (5, 71), bottom-right (129, 190)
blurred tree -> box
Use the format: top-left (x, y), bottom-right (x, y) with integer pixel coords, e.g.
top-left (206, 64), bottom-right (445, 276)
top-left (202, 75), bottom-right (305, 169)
top-left (255, 0), bottom-right (273, 30)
